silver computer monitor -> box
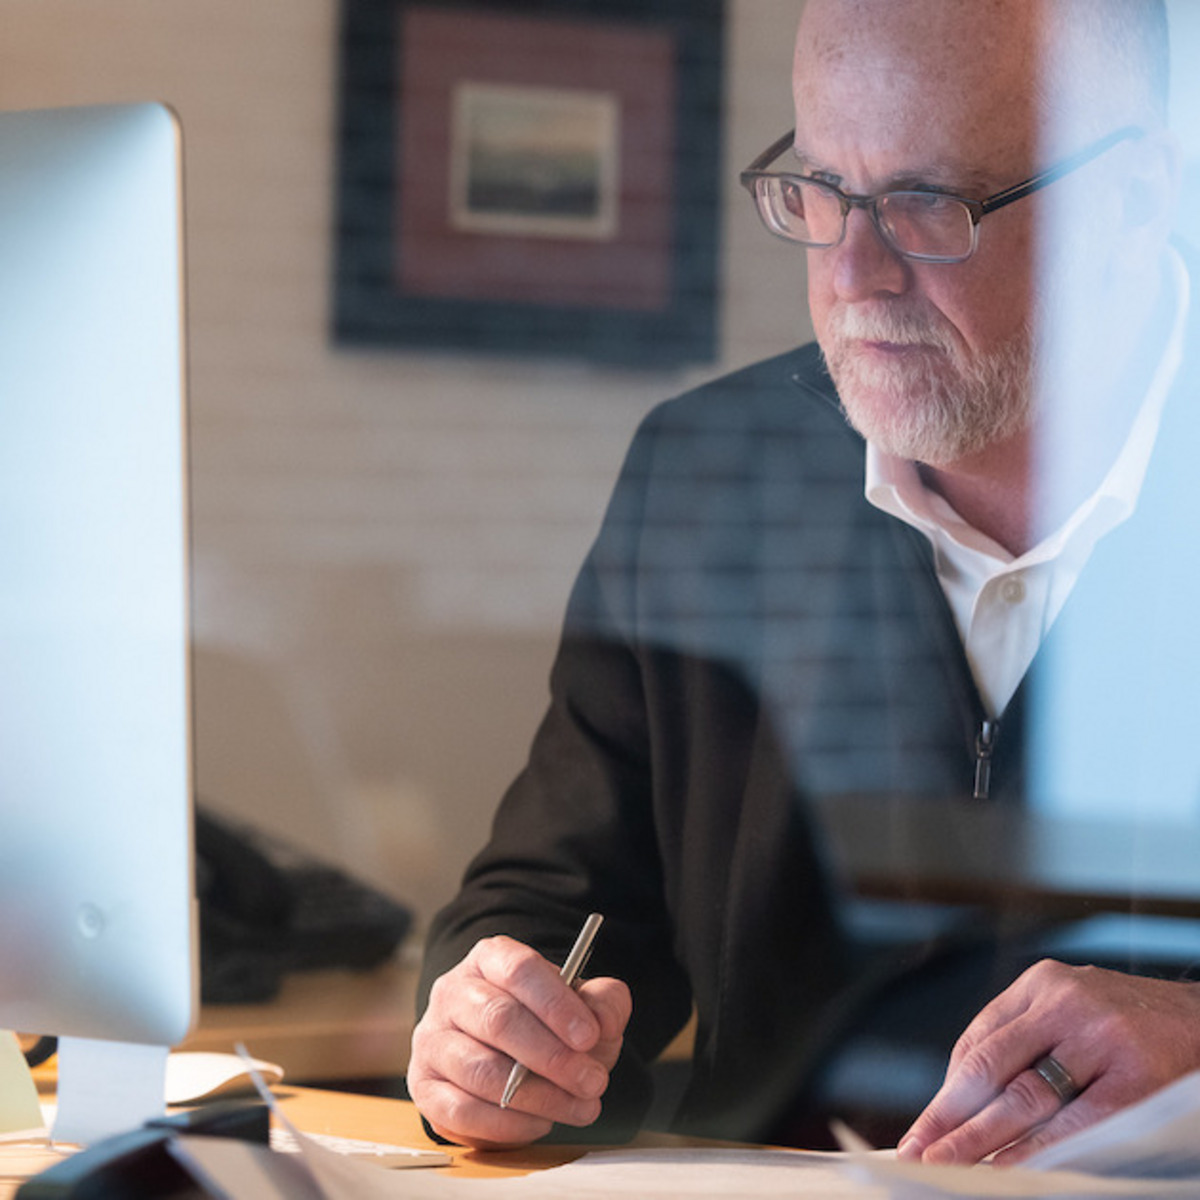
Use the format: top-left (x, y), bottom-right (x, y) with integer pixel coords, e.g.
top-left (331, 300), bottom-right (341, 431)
top-left (0, 102), bottom-right (195, 1051)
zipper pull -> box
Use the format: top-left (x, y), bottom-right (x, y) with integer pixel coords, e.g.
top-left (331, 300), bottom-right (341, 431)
top-left (973, 719), bottom-right (999, 800)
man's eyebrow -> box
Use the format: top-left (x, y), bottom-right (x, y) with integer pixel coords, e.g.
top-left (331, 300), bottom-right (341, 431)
top-left (790, 147), bottom-right (998, 196)
top-left (791, 149), bottom-right (836, 180)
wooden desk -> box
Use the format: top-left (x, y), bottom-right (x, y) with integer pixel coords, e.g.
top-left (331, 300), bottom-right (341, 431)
top-left (0, 1087), bottom-right (726, 1197)
top-left (275, 1087), bottom-right (717, 1180)
top-left (180, 959), bottom-right (418, 1083)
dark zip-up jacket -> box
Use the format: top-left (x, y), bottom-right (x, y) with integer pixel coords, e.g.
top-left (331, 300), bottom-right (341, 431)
top-left (419, 311), bottom-right (1200, 1141)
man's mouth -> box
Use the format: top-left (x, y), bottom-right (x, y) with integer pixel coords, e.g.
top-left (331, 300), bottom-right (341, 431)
top-left (850, 336), bottom-right (942, 358)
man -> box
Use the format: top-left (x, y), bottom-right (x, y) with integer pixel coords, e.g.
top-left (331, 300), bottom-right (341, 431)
top-left (408, 0), bottom-right (1200, 1164)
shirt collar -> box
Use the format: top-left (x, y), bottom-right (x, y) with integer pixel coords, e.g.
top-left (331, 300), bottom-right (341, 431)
top-left (865, 245), bottom-right (1190, 569)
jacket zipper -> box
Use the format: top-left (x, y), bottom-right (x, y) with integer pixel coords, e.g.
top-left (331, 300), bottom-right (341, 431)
top-left (973, 719), bottom-right (999, 800)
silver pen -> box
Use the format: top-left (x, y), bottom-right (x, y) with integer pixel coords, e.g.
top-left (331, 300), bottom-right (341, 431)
top-left (499, 912), bottom-right (605, 1109)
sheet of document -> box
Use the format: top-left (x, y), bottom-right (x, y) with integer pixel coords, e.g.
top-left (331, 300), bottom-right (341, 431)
top-left (843, 1069), bottom-right (1200, 1199)
top-left (164, 1132), bottom-right (1198, 1200)
top-left (1025, 1070), bottom-right (1200, 1178)
top-left (168, 1139), bottom-right (877, 1200)
top-left (165, 1061), bottom-right (1200, 1200)
top-left (506, 1147), bottom-right (881, 1198)
top-left (841, 1155), bottom-right (1198, 1198)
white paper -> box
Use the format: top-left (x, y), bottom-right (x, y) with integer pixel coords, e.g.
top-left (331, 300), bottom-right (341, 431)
top-left (235, 1068), bottom-right (1200, 1200)
top-left (52, 1035), bottom-right (167, 1145)
top-left (227, 1141), bottom-right (872, 1200)
top-left (273, 1129), bottom-right (478, 1200)
top-left (1026, 1070), bottom-right (1200, 1178)
top-left (164, 1050), bottom-right (283, 1105)
top-left (122, 1052), bottom-right (1200, 1200)
top-left (509, 1148), bottom-right (882, 1199)
top-left (840, 1069), bottom-right (1200, 1200)
top-left (270, 1127), bottom-right (450, 1168)
top-left (840, 1154), bottom-right (1198, 1198)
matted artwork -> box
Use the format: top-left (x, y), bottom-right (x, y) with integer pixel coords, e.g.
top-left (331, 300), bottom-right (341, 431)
top-left (333, 0), bottom-right (724, 366)
top-left (449, 82), bottom-right (620, 241)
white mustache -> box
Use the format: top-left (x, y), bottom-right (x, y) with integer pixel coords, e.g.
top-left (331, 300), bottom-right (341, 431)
top-left (828, 306), bottom-right (956, 353)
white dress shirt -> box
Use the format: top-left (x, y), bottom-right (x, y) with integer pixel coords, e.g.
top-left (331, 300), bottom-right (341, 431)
top-left (864, 250), bottom-right (1189, 718)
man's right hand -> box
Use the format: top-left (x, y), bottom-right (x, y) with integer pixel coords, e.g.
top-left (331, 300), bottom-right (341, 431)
top-left (407, 935), bottom-right (633, 1148)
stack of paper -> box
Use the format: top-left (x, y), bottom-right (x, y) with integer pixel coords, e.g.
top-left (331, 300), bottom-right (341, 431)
top-left (163, 1068), bottom-right (1200, 1199)
top-left (843, 1069), bottom-right (1200, 1198)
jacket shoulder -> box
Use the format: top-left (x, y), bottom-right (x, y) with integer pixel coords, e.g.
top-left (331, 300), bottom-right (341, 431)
top-left (620, 344), bottom-right (860, 478)
top-left (653, 343), bottom-right (839, 427)
top-left (633, 343), bottom-right (858, 452)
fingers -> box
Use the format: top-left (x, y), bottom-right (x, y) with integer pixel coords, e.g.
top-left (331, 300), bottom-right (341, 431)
top-left (576, 976), bottom-right (635, 1066)
top-left (899, 961), bottom-right (1200, 1166)
top-left (899, 962), bottom-right (1096, 1164)
top-left (412, 1079), bottom-right (553, 1150)
top-left (415, 1021), bottom-right (605, 1145)
top-left (900, 1049), bottom-right (1090, 1165)
top-left (407, 935), bottom-right (632, 1148)
top-left (989, 1085), bottom-right (1105, 1166)
top-left (471, 934), bottom-right (603, 1053)
top-left (440, 942), bottom-right (592, 1060)
top-left (898, 968), bottom-right (1049, 1161)
top-left (410, 1030), bottom-right (583, 1149)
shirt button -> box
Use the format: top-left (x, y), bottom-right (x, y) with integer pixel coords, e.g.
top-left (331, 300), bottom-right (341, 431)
top-left (1000, 576), bottom-right (1026, 605)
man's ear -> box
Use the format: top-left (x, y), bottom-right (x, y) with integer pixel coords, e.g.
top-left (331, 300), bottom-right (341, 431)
top-left (1113, 128), bottom-right (1182, 270)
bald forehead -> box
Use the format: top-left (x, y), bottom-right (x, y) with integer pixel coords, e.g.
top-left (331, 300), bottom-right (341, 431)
top-left (797, 0), bottom-right (1042, 68)
top-left (795, 0), bottom-right (1043, 120)
top-left (792, 0), bottom-right (1046, 179)
top-left (794, 0), bottom-right (1164, 153)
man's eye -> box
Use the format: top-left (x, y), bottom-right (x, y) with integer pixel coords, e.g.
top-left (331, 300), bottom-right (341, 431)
top-left (889, 191), bottom-right (962, 220)
top-left (780, 180), bottom-right (806, 217)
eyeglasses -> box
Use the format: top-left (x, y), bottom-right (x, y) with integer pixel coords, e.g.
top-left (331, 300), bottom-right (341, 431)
top-left (739, 125), bottom-right (1143, 264)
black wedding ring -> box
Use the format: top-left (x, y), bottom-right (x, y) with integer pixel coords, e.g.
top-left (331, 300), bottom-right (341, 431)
top-left (1033, 1054), bottom-right (1079, 1105)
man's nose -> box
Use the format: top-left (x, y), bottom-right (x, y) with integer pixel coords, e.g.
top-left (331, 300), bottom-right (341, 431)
top-left (831, 206), bottom-right (909, 302)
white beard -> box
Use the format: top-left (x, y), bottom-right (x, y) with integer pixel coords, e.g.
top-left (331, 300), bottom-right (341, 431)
top-left (821, 303), bottom-right (1037, 466)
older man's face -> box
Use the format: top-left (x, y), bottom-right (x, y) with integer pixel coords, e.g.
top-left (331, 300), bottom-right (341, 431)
top-left (794, 0), bottom-right (1046, 468)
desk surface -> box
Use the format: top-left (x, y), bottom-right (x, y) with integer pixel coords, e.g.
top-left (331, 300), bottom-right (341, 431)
top-left (0, 1087), bottom-right (723, 1198)
top-left (277, 1087), bottom-right (712, 1180)
top-left (181, 959), bottom-right (418, 1083)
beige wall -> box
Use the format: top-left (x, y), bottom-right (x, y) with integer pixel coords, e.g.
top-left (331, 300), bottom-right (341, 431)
top-left (0, 1), bottom-right (809, 926)
top-left (4, 0), bottom-right (1197, 932)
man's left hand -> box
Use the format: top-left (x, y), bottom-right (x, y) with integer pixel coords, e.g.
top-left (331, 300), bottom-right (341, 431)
top-left (897, 959), bottom-right (1200, 1166)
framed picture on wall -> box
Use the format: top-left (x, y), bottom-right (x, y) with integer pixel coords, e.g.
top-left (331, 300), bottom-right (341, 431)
top-left (333, 0), bottom-right (725, 367)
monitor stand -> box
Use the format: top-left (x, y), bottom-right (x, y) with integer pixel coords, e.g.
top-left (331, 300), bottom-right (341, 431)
top-left (53, 1037), bottom-right (169, 1145)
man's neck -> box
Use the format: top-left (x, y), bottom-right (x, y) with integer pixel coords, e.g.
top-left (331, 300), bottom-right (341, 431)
top-left (918, 262), bottom-right (1173, 558)
top-left (918, 437), bottom-right (1036, 557)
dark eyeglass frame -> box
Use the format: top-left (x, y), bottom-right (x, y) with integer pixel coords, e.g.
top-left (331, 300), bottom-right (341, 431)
top-left (739, 124), bottom-right (1144, 263)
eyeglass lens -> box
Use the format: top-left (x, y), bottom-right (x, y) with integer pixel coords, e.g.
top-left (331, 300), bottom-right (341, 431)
top-left (754, 176), bottom-right (976, 260)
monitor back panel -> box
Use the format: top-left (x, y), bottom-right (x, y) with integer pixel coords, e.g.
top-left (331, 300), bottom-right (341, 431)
top-left (0, 103), bottom-right (195, 1045)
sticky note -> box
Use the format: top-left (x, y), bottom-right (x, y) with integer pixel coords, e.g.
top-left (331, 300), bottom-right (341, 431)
top-left (0, 1031), bottom-right (44, 1134)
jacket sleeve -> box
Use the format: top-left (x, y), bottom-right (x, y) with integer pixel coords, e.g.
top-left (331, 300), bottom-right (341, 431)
top-left (416, 404), bottom-right (693, 1142)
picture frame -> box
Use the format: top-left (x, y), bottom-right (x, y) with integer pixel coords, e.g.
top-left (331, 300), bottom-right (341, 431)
top-left (333, 0), bottom-right (725, 367)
